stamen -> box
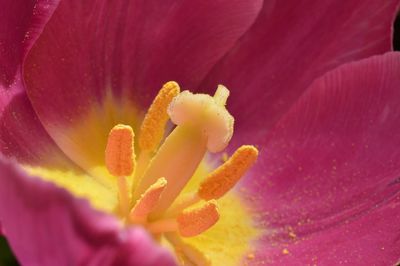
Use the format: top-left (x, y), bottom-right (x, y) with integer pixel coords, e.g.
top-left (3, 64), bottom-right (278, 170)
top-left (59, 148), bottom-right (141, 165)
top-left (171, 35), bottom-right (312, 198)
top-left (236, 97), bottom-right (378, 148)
top-left (134, 125), bottom-right (207, 214)
top-left (147, 200), bottom-right (219, 237)
top-left (177, 200), bottom-right (219, 237)
top-left (138, 81), bottom-right (180, 152)
top-left (105, 124), bottom-right (135, 176)
top-left (117, 176), bottom-right (130, 217)
top-left (147, 218), bottom-right (178, 234)
top-left (134, 82), bottom-right (180, 190)
top-left (198, 145), bottom-right (258, 200)
top-left (105, 124), bottom-right (135, 216)
top-left (130, 177), bottom-right (167, 223)
top-left (165, 233), bottom-right (211, 266)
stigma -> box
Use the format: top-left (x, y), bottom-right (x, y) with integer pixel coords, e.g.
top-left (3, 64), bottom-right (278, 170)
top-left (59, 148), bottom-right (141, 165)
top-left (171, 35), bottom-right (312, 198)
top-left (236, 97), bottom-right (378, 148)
top-left (104, 82), bottom-right (258, 265)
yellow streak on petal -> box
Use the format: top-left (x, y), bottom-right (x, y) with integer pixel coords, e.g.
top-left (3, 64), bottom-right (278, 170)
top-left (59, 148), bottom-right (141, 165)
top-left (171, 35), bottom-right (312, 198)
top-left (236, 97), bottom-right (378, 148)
top-left (105, 124), bottom-right (135, 177)
top-left (198, 145), bottom-right (258, 200)
top-left (130, 177), bottom-right (167, 223)
top-left (139, 81), bottom-right (180, 152)
top-left (23, 166), bottom-right (117, 213)
top-left (177, 200), bottom-right (219, 237)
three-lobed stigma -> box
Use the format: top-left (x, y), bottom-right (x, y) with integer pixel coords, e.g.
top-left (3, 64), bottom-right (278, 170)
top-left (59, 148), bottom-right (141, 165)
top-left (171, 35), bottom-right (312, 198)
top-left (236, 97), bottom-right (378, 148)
top-left (104, 81), bottom-right (258, 265)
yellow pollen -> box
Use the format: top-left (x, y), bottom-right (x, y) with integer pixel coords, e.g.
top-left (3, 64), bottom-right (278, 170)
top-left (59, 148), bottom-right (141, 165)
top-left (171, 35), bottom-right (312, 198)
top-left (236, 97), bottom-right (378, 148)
top-left (198, 145), bottom-right (258, 200)
top-left (139, 81), bottom-right (180, 152)
top-left (105, 124), bottom-right (135, 177)
top-left (177, 200), bottom-right (220, 237)
top-left (130, 177), bottom-right (167, 223)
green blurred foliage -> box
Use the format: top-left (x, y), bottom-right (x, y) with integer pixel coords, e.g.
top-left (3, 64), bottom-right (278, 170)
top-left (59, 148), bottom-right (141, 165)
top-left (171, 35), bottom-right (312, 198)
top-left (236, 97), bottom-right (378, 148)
top-left (0, 237), bottom-right (19, 266)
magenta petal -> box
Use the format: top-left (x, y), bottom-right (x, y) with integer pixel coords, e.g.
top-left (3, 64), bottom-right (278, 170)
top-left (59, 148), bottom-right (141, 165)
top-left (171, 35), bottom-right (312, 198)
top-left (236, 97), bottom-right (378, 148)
top-left (202, 0), bottom-right (400, 136)
top-left (24, 0), bottom-right (262, 126)
top-left (0, 0), bottom-right (59, 87)
top-left (0, 92), bottom-right (75, 167)
top-left (0, 156), bottom-right (175, 266)
top-left (242, 52), bottom-right (400, 264)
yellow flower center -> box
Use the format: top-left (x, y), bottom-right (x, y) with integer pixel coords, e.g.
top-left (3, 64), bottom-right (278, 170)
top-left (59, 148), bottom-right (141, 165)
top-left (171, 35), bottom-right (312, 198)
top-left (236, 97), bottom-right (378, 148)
top-left (104, 82), bottom-right (258, 265)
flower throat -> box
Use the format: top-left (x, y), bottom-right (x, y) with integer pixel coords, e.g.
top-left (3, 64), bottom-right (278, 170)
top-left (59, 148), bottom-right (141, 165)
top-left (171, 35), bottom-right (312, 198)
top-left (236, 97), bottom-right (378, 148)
top-left (104, 81), bottom-right (258, 265)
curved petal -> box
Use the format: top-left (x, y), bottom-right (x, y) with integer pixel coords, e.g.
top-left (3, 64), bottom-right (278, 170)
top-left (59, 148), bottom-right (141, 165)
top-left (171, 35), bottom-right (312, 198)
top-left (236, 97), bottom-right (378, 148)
top-left (201, 0), bottom-right (400, 138)
top-left (0, 156), bottom-right (176, 266)
top-left (0, 91), bottom-right (74, 167)
top-left (22, 0), bottom-right (262, 172)
top-left (0, 0), bottom-right (70, 168)
top-left (0, 0), bottom-right (59, 87)
top-left (241, 52), bottom-right (400, 264)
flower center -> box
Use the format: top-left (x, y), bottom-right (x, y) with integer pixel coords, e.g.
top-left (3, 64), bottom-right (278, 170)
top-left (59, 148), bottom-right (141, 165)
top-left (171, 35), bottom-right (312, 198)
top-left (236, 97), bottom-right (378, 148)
top-left (104, 81), bottom-right (258, 265)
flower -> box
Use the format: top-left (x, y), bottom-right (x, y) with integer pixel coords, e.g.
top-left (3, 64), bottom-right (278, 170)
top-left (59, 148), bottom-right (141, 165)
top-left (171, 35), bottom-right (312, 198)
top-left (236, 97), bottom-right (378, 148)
top-left (1, 0), bottom-right (400, 265)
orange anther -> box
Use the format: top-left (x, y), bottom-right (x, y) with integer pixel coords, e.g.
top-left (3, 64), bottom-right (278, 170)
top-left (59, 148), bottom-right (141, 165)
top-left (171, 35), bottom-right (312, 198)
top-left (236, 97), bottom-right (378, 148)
top-left (198, 145), bottom-right (258, 200)
top-left (177, 200), bottom-right (219, 237)
top-left (130, 178), bottom-right (167, 222)
top-left (105, 124), bottom-right (135, 176)
top-left (139, 81), bottom-right (180, 152)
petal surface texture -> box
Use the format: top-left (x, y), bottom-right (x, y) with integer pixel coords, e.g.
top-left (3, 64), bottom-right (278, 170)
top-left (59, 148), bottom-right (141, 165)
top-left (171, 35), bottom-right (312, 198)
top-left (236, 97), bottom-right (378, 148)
top-left (242, 52), bottom-right (400, 265)
top-left (0, 0), bottom-right (59, 87)
top-left (0, 0), bottom-right (66, 167)
top-left (23, 0), bottom-right (262, 172)
top-left (202, 0), bottom-right (400, 138)
top-left (0, 157), bottom-right (176, 266)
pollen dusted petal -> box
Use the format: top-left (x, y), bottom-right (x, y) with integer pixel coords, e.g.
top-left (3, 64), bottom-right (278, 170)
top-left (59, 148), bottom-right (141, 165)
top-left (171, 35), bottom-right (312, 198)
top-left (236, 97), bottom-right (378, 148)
top-left (105, 124), bottom-right (135, 176)
top-left (177, 200), bottom-right (220, 237)
top-left (139, 81), bottom-right (180, 152)
top-left (130, 177), bottom-right (167, 223)
top-left (198, 145), bottom-right (258, 200)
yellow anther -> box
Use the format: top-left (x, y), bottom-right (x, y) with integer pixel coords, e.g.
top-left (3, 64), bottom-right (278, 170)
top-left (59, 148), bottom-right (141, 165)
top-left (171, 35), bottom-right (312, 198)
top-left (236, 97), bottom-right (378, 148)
top-left (105, 124), bottom-right (135, 176)
top-left (213, 84), bottom-right (230, 106)
top-left (198, 145), bottom-right (258, 200)
top-left (130, 177), bottom-right (167, 223)
top-left (177, 200), bottom-right (219, 237)
top-left (139, 81), bottom-right (180, 152)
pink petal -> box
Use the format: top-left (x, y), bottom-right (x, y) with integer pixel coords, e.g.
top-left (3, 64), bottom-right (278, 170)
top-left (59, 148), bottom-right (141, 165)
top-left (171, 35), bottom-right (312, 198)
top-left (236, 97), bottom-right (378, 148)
top-left (0, 156), bottom-right (176, 266)
top-left (201, 0), bottom-right (400, 138)
top-left (240, 52), bottom-right (400, 264)
top-left (0, 0), bottom-right (72, 167)
top-left (22, 0), bottom-right (262, 172)
top-left (0, 0), bottom-right (59, 87)
top-left (0, 92), bottom-right (76, 167)
top-left (24, 0), bottom-right (262, 123)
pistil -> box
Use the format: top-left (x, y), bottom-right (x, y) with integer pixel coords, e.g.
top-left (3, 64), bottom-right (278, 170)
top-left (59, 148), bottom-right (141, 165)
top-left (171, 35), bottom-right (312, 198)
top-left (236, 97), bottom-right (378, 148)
top-left (134, 125), bottom-right (207, 214)
top-left (102, 82), bottom-right (259, 265)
